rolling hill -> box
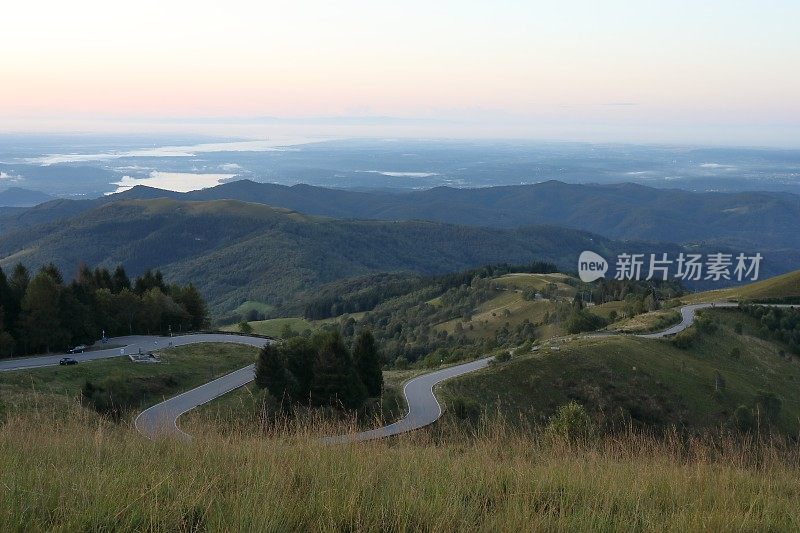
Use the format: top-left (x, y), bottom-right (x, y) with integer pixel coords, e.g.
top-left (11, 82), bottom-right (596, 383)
top-left (681, 269), bottom-right (800, 303)
top-left (0, 198), bottom-right (633, 315)
top-left (1, 179), bottom-right (799, 250)
top-left (443, 307), bottom-right (800, 435)
top-left (0, 187), bottom-right (54, 207)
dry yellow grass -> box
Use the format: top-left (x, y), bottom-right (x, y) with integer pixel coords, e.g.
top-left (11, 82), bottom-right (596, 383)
top-left (1, 408), bottom-right (799, 531)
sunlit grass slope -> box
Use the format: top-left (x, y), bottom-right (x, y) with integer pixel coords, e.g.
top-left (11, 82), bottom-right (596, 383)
top-left (443, 309), bottom-right (800, 434)
top-left (1, 413), bottom-right (799, 531)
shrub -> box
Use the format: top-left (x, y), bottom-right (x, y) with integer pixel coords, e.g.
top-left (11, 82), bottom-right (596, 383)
top-left (280, 323), bottom-right (299, 339)
top-left (380, 388), bottom-right (406, 422)
top-left (238, 321), bottom-right (253, 334)
top-left (547, 401), bottom-right (594, 441)
top-left (755, 390), bottom-right (781, 424)
top-left (733, 404), bottom-right (755, 432)
top-left (82, 376), bottom-right (178, 421)
top-left (492, 351), bottom-right (512, 364)
top-left (564, 309), bottom-right (607, 334)
top-left (695, 315), bottom-right (718, 334)
top-left (672, 328), bottom-right (698, 349)
top-left (449, 397), bottom-right (481, 420)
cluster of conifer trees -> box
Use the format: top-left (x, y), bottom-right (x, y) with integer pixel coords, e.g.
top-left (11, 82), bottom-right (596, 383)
top-left (0, 262), bottom-right (208, 357)
top-left (742, 305), bottom-right (800, 353)
top-left (255, 330), bottom-right (383, 411)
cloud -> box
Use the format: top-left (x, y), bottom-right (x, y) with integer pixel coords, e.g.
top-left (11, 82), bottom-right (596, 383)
top-left (700, 163), bottom-right (737, 170)
top-left (0, 171), bottom-right (22, 182)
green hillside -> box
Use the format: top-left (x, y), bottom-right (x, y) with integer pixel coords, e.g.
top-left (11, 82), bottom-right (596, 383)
top-left (0, 343), bottom-right (257, 416)
top-left (0, 199), bottom-right (625, 316)
top-left (443, 307), bottom-right (800, 434)
top-left (5, 179), bottom-right (799, 249)
top-left (682, 269), bottom-right (800, 303)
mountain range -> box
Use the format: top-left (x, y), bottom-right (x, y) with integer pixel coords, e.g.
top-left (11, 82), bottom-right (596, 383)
top-left (2, 179), bottom-right (797, 249)
top-left (0, 187), bottom-right (54, 207)
top-left (0, 198), bottom-right (638, 314)
top-left (0, 180), bottom-right (796, 315)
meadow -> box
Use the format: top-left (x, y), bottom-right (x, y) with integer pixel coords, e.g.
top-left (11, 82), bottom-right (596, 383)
top-left (1, 410), bottom-right (799, 531)
top-left (0, 344), bottom-right (258, 415)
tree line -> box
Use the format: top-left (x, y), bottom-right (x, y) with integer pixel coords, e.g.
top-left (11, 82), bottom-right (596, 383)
top-left (302, 262), bottom-right (558, 321)
top-left (255, 330), bottom-right (383, 412)
top-left (741, 305), bottom-right (800, 354)
top-left (0, 262), bottom-right (208, 357)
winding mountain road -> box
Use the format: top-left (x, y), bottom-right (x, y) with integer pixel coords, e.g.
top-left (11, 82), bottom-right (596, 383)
top-left (3, 301), bottom-right (795, 442)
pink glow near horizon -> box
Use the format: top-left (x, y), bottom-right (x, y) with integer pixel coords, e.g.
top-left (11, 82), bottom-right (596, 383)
top-left (3, 0), bottom-right (799, 145)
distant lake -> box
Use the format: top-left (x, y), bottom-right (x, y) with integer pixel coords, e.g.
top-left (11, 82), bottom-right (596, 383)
top-left (109, 172), bottom-right (236, 194)
top-left (25, 139), bottom-right (308, 166)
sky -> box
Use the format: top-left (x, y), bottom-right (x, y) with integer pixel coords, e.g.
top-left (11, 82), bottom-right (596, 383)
top-left (3, 0), bottom-right (799, 146)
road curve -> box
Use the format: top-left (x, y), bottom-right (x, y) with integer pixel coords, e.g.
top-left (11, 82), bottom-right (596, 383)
top-left (634, 302), bottom-right (796, 339)
top-left (0, 333), bottom-right (271, 373)
top-left (135, 364), bottom-right (256, 441)
top-left (4, 301), bottom-right (796, 442)
top-left (143, 301), bottom-right (784, 441)
top-left (320, 357), bottom-right (492, 444)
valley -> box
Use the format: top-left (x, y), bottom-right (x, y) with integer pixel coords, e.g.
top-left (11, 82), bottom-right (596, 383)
top-left (5, 2), bottom-right (800, 528)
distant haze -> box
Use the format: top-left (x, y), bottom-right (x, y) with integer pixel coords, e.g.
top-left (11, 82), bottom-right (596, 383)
top-left (2, 1), bottom-right (799, 147)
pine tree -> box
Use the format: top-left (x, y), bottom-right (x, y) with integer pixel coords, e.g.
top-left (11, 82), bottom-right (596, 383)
top-left (112, 289), bottom-right (142, 335)
top-left (20, 271), bottom-right (68, 353)
top-left (111, 265), bottom-right (131, 293)
top-left (134, 269), bottom-right (166, 295)
top-left (255, 343), bottom-right (295, 411)
top-left (353, 330), bottom-right (383, 397)
top-left (75, 263), bottom-right (95, 290)
top-left (310, 332), bottom-right (366, 409)
top-left (173, 284), bottom-right (209, 330)
top-left (40, 263), bottom-right (64, 284)
top-left (93, 267), bottom-right (113, 291)
top-left (282, 336), bottom-right (316, 403)
top-left (9, 263), bottom-right (30, 305)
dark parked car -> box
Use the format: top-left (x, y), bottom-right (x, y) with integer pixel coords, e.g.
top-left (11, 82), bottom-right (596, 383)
top-left (59, 357), bottom-right (78, 366)
top-left (68, 345), bottom-right (87, 354)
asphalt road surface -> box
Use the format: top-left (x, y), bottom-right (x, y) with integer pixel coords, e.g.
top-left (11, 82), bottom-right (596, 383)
top-left (143, 301), bottom-right (797, 441)
top-left (0, 333), bottom-right (271, 373)
top-left (4, 301), bottom-right (796, 442)
top-left (320, 357), bottom-right (492, 444)
top-left (135, 364), bottom-right (257, 441)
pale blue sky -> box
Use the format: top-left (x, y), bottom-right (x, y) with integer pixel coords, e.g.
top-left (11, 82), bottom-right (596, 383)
top-left (2, 0), bottom-right (799, 146)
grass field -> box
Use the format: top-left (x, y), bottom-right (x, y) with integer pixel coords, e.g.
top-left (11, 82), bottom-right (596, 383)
top-left (680, 269), bottom-right (800, 304)
top-left (0, 343), bottom-right (258, 416)
top-left (493, 272), bottom-right (575, 296)
top-left (232, 300), bottom-right (277, 318)
top-left (223, 314), bottom-right (366, 338)
top-left (1, 413), bottom-right (799, 531)
top-left (221, 317), bottom-right (317, 337)
top-left (435, 290), bottom-right (561, 340)
top-left (604, 308), bottom-right (682, 334)
top-left (443, 309), bottom-right (800, 434)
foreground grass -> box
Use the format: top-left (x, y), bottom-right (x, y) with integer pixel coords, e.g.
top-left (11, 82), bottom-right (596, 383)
top-left (1, 413), bottom-right (799, 531)
top-left (0, 343), bottom-right (257, 414)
